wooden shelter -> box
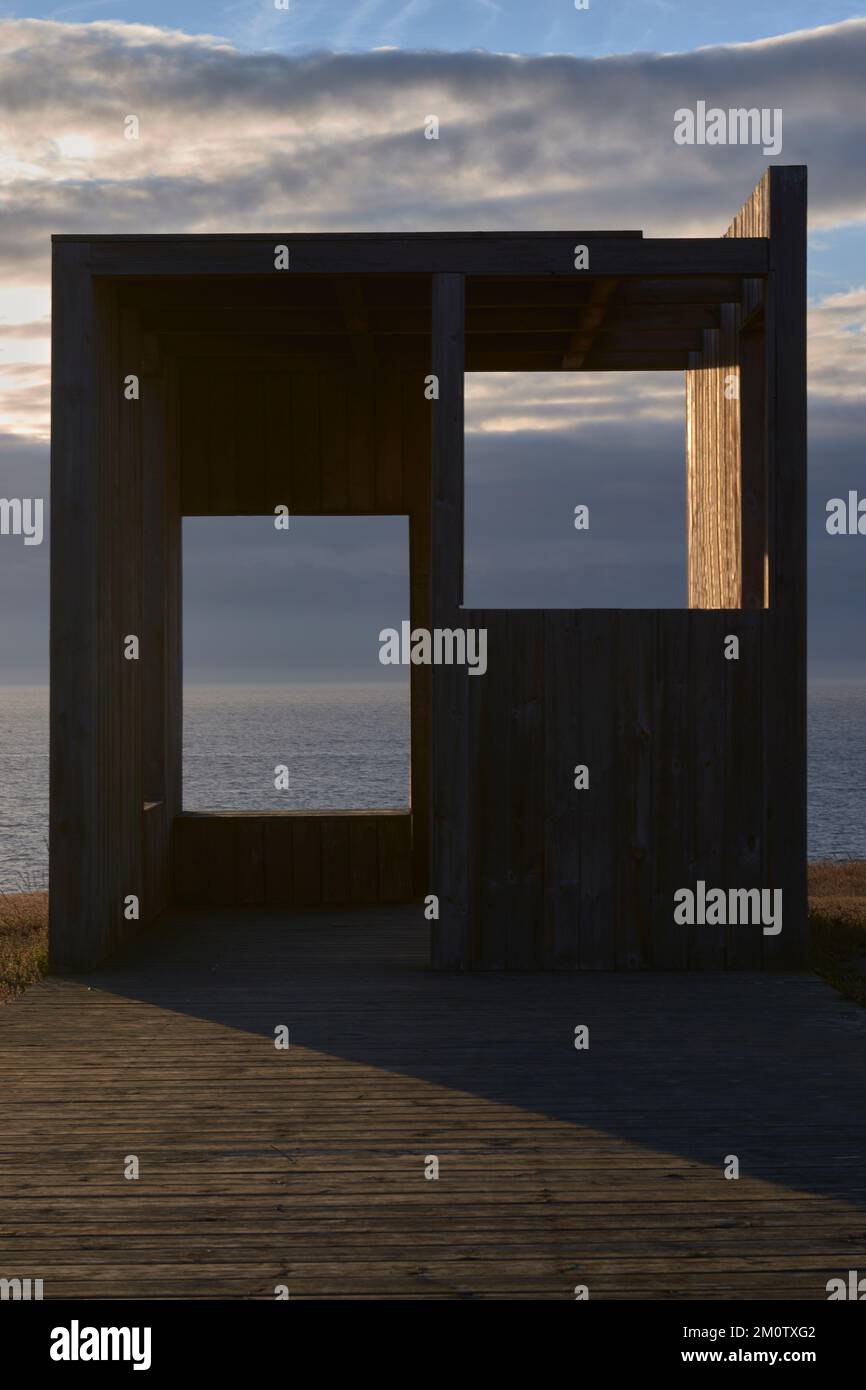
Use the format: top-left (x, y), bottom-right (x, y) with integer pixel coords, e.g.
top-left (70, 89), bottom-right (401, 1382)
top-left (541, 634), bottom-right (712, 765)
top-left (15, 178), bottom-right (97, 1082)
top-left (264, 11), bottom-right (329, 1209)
top-left (50, 166), bottom-right (807, 971)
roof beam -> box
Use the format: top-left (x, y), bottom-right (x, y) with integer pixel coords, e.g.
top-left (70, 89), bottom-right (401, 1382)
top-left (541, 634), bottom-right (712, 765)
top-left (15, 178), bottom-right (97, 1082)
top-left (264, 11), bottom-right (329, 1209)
top-left (333, 278), bottom-right (378, 369)
top-left (79, 235), bottom-right (768, 278)
top-left (562, 278), bottom-right (620, 370)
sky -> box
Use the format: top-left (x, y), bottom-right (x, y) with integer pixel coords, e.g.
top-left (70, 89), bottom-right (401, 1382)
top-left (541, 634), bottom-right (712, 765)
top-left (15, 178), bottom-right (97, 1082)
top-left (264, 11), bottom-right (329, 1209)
top-left (2, 0), bottom-right (864, 58)
top-left (0, 3), bottom-right (865, 679)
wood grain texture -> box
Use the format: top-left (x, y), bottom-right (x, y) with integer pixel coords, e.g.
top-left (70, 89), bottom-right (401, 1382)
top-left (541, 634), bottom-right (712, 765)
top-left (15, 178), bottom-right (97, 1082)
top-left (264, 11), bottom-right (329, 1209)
top-left (49, 245), bottom-right (100, 971)
top-left (173, 813), bottom-right (413, 909)
top-left (77, 233), bottom-right (767, 279)
top-left (50, 264), bottom-right (146, 969)
top-left (686, 309), bottom-right (742, 611)
top-left (430, 273), bottom-right (470, 968)
top-left (4, 909), bottom-right (864, 1300)
top-left (542, 611), bottom-right (581, 968)
top-left (760, 169), bottom-right (808, 967)
top-left (727, 168), bottom-right (808, 967)
top-left (172, 364), bottom-right (431, 911)
top-left (50, 181), bottom-right (806, 973)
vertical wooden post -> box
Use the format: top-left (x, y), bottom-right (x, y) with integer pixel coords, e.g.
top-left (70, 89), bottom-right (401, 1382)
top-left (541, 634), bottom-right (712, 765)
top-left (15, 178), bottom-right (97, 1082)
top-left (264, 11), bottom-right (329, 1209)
top-left (431, 275), bottom-right (464, 612)
top-left (723, 167), bottom-right (808, 966)
top-left (738, 316), bottom-right (768, 610)
top-left (50, 252), bottom-right (147, 970)
top-left (164, 359), bottom-right (183, 823)
top-left (430, 273), bottom-right (470, 967)
top-left (49, 244), bottom-right (103, 970)
top-left (141, 342), bottom-right (180, 919)
top-left (763, 167), bottom-right (808, 965)
top-left (115, 302), bottom-right (144, 949)
top-left (141, 344), bottom-right (167, 808)
top-left (685, 310), bottom-right (742, 609)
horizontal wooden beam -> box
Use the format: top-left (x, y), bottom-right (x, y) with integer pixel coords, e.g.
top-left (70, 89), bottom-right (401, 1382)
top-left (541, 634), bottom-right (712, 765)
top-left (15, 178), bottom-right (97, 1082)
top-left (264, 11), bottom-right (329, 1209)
top-left (160, 344), bottom-right (693, 372)
top-left (563, 278), bottom-right (619, 369)
top-left (605, 305), bottom-right (722, 330)
top-left (160, 333), bottom-right (365, 358)
top-left (70, 235), bottom-right (768, 278)
top-left (464, 351), bottom-right (691, 371)
top-left (615, 278), bottom-right (747, 305)
top-left (142, 305), bottom-right (722, 340)
top-left (129, 275), bottom-right (747, 324)
top-left (591, 329), bottom-right (703, 351)
top-left (160, 333), bottom-right (702, 367)
top-left (580, 351), bottom-right (689, 370)
top-left (467, 277), bottom-right (745, 308)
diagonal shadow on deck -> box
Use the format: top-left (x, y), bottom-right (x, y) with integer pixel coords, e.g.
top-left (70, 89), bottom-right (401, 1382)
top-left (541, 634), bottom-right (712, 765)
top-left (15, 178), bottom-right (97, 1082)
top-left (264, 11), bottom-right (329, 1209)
top-left (54, 907), bottom-right (866, 1194)
top-left (3, 905), bottom-right (866, 1299)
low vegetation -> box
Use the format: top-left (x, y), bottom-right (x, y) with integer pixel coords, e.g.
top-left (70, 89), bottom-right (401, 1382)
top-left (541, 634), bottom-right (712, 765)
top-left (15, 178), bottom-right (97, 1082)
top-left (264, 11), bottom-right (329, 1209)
top-left (0, 884), bottom-right (48, 1002)
top-left (1, 862), bottom-right (866, 1004)
top-left (807, 859), bottom-right (866, 1006)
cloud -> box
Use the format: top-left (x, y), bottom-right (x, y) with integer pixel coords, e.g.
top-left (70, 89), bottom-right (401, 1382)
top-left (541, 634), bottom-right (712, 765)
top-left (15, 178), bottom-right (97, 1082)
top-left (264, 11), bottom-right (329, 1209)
top-left (1, 19), bottom-right (865, 247)
top-left (467, 371), bottom-right (684, 436)
top-left (808, 287), bottom-right (866, 404)
top-left (1, 17), bottom-right (865, 678)
top-left (0, 17), bottom-right (865, 436)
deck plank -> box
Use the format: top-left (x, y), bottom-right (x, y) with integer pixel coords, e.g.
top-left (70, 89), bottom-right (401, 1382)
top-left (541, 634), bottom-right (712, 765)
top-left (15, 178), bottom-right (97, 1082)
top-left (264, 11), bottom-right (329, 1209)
top-left (2, 907), bottom-right (866, 1300)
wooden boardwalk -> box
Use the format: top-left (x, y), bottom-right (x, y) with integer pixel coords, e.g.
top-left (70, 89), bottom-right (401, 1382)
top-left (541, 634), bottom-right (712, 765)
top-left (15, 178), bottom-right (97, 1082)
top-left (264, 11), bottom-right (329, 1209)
top-left (2, 906), bottom-right (866, 1300)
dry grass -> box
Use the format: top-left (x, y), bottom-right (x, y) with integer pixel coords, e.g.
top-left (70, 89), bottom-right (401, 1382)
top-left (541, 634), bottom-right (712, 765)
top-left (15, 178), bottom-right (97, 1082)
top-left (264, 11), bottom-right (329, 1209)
top-left (1, 863), bottom-right (866, 1006)
top-left (807, 859), bottom-right (866, 899)
top-left (0, 888), bottom-right (49, 1002)
top-left (807, 860), bottom-right (866, 1007)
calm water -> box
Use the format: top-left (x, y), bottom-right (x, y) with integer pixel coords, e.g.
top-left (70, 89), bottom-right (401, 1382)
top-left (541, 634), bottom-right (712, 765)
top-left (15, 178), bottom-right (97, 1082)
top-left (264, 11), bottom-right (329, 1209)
top-left (183, 683), bottom-right (410, 812)
top-left (0, 680), bottom-right (863, 892)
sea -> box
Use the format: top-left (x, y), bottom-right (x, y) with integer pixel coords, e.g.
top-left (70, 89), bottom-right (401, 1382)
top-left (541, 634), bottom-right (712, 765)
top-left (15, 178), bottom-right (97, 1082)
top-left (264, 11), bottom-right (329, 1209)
top-left (0, 679), bottom-right (864, 893)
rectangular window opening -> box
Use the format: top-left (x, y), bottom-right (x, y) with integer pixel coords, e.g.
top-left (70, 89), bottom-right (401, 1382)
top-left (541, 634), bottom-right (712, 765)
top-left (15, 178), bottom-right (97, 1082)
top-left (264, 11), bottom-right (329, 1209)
top-left (463, 366), bottom-right (768, 611)
top-left (464, 371), bottom-right (688, 609)
top-left (182, 515), bottom-right (411, 812)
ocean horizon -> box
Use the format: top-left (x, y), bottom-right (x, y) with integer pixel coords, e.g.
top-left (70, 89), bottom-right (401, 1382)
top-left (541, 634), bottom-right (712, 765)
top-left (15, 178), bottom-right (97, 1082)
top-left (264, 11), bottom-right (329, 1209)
top-left (1, 677), bottom-right (864, 892)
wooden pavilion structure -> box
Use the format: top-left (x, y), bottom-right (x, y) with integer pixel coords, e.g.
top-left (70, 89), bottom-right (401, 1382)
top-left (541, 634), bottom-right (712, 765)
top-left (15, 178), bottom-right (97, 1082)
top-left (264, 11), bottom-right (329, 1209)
top-left (50, 166), bottom-right (807, 971)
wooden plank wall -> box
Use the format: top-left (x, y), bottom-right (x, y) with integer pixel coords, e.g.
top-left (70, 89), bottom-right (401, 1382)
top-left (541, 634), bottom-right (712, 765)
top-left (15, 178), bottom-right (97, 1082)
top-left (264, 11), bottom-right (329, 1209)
top-left (178, 367), bottom-right (426, 518)
top-left (139, 345), bottom-right (181, 924)
top-left (431, 170), bottom-right (807, 970)
top-left (51, 189), bottom-right (804, 970)
top-left (51, 274), bottom-right (189, 969)
top-left (50, 245), bottom-right (101, 970)
top-left (173, 364), bottom-right (430, 905)
top-left (686, 304), bottom-right (742, 608)
top-left (172, 813), bottom-right (412, 907)
top-left (724, 168), bottom-right (808, 968)
top-left (50, 267), bottom-right (151, 970)
top-left (443, 607), bottom-right (797, 970)
top-left (142, 801), bottom-right (169, 921)
top-left (735, 169), bottom-right (808, 968)
top-left (430, 275), bottom-right (470, 968)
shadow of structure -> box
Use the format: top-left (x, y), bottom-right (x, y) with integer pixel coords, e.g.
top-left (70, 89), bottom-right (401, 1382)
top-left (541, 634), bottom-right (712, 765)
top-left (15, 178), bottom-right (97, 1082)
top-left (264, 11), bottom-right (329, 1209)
top-left (6, 905), bottom-right (856, 1299)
